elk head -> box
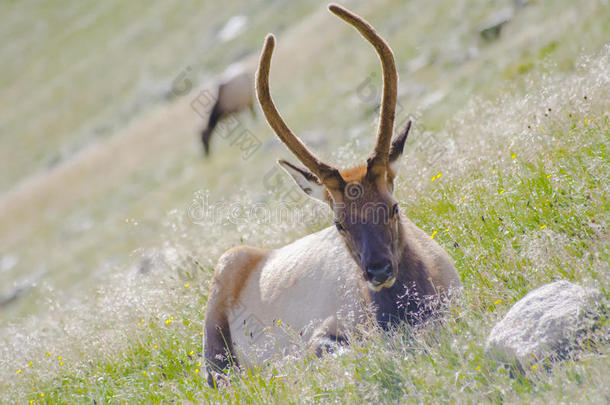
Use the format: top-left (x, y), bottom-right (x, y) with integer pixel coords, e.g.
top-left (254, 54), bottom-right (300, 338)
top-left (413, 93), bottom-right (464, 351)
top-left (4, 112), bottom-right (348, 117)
top-left (256, 4), bottom-right (410, 291)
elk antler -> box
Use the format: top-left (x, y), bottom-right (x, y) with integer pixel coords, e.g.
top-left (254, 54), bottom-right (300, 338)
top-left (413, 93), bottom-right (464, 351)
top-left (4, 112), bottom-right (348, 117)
top-left (328, 4), bottom-right (398, 177)
top-left (256, 34), bottom-right (345, 189)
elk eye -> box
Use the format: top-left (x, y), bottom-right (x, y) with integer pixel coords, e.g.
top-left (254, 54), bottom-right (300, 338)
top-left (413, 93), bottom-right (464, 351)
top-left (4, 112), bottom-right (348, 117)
top-left (392, 203), bottom-right (399, 218)
top-left (334, 220), bottom-right (345, 232)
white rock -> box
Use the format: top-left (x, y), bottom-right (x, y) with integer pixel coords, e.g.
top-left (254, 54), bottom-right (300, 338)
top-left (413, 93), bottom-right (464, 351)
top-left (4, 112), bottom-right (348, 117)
top-left (486, 280), bottom-right (599, 365)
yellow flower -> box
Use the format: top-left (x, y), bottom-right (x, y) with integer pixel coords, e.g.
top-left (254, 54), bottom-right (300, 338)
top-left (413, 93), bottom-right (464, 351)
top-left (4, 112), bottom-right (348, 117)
top-left (494, 299), bottom-right (503, 305)
top-left (195, 368), bottom-right (200, 374)
top-left (29, 400), bottom-right (34, 405)
top-left (57, 356), bottom-right (62, 360)
top-left (40, 393), bottom-right (45, 397)
top-left (153, 345), bottom-right (158, 349)
top-left (277, 319), bottom-right (282, 325)
top-left (546, 174), bottom-right (552, 178)
top-left (584, 119), bottom-right (588, 126)
top-left (28, 362), bottom-right (32, 367)
top-left (475, 365), bottom-right (481, 371)
top-left (189, 351), bottom-right (194, 356)
top-left (45, 352), bottom-right (51, 357)
top-left (16, 369), bottom-right (22, 374)
top-left (462, 196), bottom-right (466, 201)
top-left (430, 230), bottom-right (438, 239)
top-left (531, 364), bottom-right (538, 370)
top-left (143, 370), bottom-right (148, 375)
top-left (539, 224), bottom-right (546, 230)
top-left (511, 153), bottom-right (516, 159)
top-left (197, 362), bottom-right (201, 367)
top-left (184, 283), bottom-right (190, 288)
top-left (499, 189), bottom-right (505, 194)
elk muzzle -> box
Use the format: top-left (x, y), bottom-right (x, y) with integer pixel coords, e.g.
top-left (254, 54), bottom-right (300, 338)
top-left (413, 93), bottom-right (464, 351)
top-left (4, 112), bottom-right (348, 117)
top-left (365, 261), bottom-right (395, 291)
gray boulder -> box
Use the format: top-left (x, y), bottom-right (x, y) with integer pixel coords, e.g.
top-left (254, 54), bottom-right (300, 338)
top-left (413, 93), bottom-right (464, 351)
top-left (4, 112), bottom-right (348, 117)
top-left (486, 280), bottom-right (601, 366)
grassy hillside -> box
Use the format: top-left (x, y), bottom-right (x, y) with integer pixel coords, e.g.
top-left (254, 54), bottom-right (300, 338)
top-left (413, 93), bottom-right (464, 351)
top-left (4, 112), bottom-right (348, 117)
top-left (0, 0), bottom-right (608, 403)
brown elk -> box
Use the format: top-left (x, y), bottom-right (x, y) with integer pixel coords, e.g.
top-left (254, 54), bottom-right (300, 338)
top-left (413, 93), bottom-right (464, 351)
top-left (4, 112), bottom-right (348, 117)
top-left (201, 64), bottom-right (255, 156)
top-left (203, 3), bottom-right (461, 386)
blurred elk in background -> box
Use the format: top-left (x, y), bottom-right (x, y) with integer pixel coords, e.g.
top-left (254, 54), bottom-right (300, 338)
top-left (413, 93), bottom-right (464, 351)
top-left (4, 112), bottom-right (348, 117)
top-left (200, 63), bottom-right (255, 156)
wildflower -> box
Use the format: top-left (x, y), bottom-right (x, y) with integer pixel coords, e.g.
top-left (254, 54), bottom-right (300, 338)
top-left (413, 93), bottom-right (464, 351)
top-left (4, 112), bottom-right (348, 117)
top-left (197, 362), bottom-right (201, 367)
top-left (16, 369), bottom-right (22, 374)
top-left (494, 299), bottom-right (503, 305)
top-left (462, 196), bottom-right (466, 201)
top-left (277, 319), bottom-right (282, 326)
top-left (28, 362), bottom-right (32, 367)
top-left (539, 224), bottom-right (546, 230)
top-left (195, 368), bottom-right (200, 374)
top-left (45, 352), bottom-right (51, 357)
top-left (430, 173), bottom-right (442, 182)
top-left (511, 153), bottom-right (516, 159)
top-left (531, 364), bottom-right (538, 370)
top-left (546, 174), bottom-right (552, 178)
top-left (40, 393), bottom-right (45, 398)
top-left (584, 119), bottom-right (588, 126)
top-left (153, 345), bottom-right (158, 349)
top-left (30, 401), bottom-right (34, 405)
top-left (59, 362), bottom-right (64, 366)
top-left (143, 370), bottom-right (148, 375)
top-left (430, 230), bottom-right (438, 239)
top-left (184, 283), bottom-right (190, 288)
top-left (499, 189), bottom-right (505, 194)
top-left (475, 365), bottom-right (481, 371)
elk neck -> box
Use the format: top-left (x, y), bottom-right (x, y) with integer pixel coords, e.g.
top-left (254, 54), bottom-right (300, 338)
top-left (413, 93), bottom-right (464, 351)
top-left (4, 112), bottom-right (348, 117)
top-left (367, 217), bottom-right (436, 329)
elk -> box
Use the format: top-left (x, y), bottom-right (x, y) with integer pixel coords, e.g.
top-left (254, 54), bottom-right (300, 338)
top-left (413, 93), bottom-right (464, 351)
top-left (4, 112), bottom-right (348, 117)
top-left (203, 4), bottom-right (461, 386)
top-left (201, 64), bottom-right (255, 156)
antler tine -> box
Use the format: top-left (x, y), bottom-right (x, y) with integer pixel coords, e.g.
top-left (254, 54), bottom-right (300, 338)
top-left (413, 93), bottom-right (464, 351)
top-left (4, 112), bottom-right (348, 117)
top-left (256, 34), bottom-right (344, 189)
top-left (328, 4), bottom-right (398, 175)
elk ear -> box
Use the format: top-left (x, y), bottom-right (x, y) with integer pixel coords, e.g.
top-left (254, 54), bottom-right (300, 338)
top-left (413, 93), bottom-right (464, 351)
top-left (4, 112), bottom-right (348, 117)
top-left (388, 121), bottom-right (411, 180)
top-left (278, 159), bottom-right (327, 202)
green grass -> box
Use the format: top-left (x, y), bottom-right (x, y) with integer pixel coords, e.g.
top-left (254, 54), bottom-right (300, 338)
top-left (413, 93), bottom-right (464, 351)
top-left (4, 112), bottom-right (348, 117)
top-left (0, 0), bottom-right (609, 403)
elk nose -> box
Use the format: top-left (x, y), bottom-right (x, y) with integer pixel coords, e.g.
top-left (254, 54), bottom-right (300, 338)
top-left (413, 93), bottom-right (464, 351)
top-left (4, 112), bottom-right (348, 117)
top-left (366, 262), bottom-right (393, 284)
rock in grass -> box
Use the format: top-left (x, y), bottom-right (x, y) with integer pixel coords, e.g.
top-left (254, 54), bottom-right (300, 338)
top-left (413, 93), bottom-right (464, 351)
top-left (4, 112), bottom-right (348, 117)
top-left (486, 280), bottom-right (601, 367)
